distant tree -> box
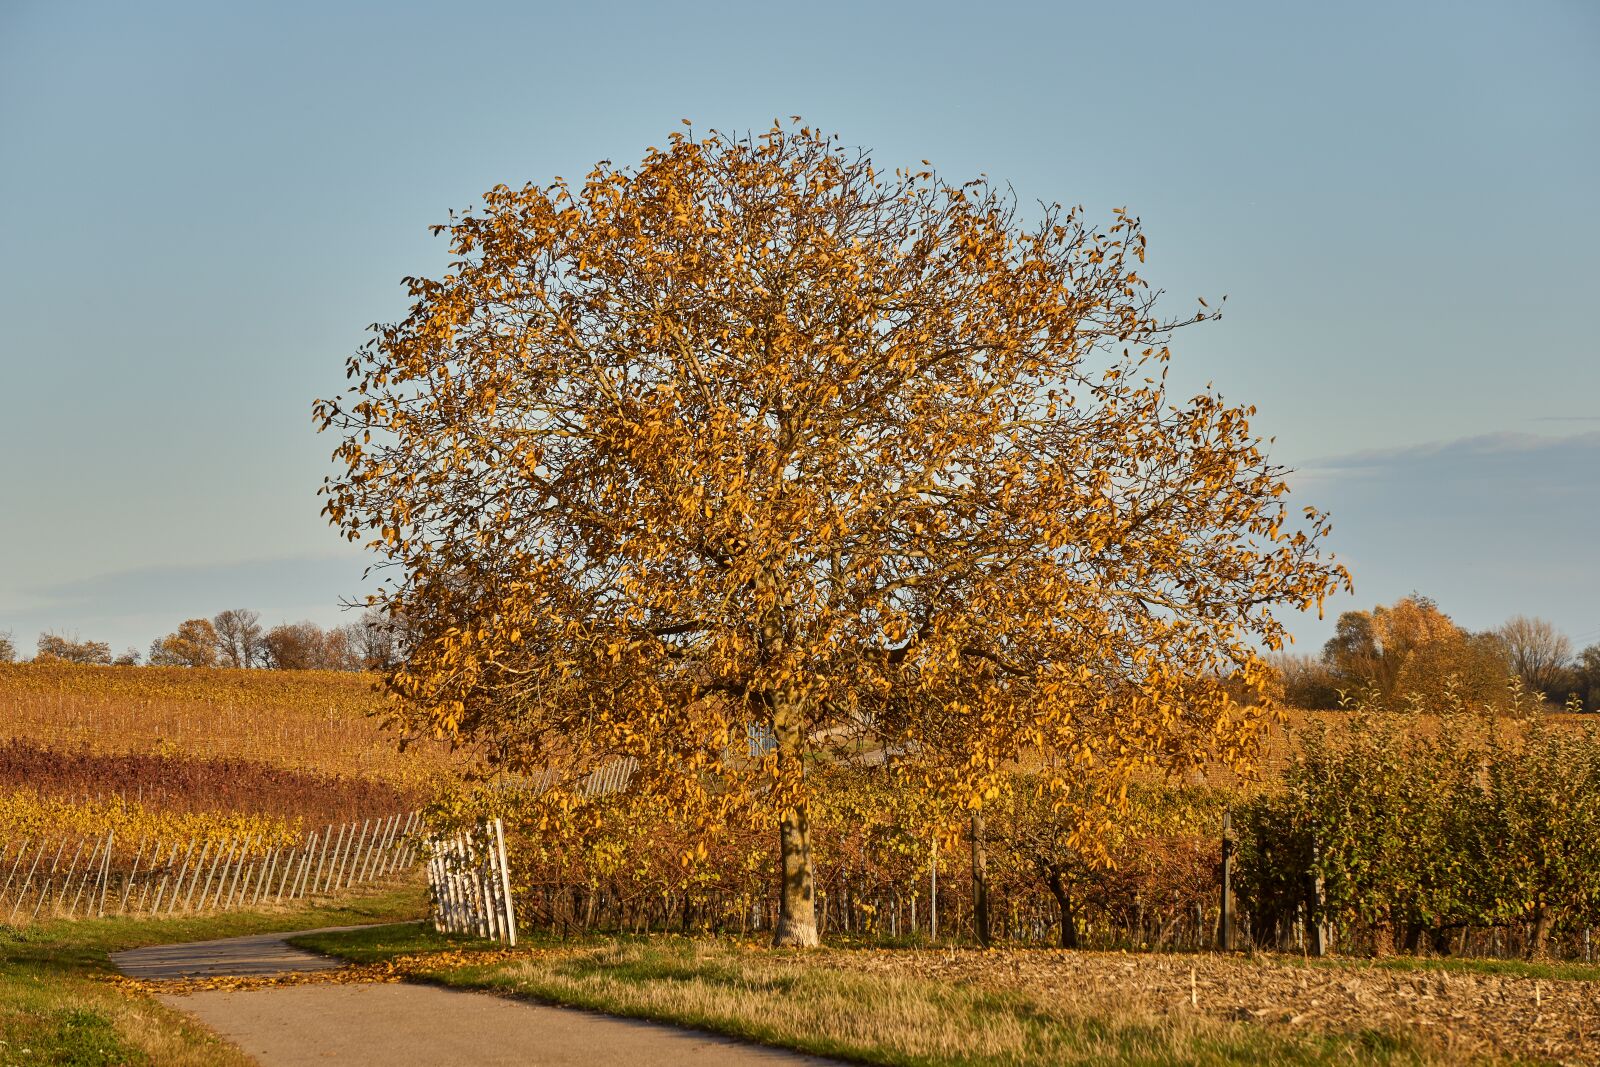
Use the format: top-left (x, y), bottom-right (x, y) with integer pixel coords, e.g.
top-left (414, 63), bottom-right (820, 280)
top-left (345, 607), bottom-right (406, 670)
top-left (1497, 615), bottom-right (1572, 700)
top-left (1323, 595), bottom-right (1511, 707)
top-left (321, 625), bottom-right (365, 671)
top-left (34, 633), bottom-right (112, 665)
top-left (112, 647), bottom-right (141, 666)
top-left (148, 618), bottom-right (221, 667)
top-left (262, 621), bottom-right (350, 670)
top-left (1556, 644), bottom-right (1600, 712)
top-left (212, 608), bottom-right (265, 668)
top-left (0, 631), bottom-right (15, 664)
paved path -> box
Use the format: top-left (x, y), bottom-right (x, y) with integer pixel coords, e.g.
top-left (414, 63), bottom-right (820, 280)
top-left (112, 926), bottom-right (373, 980)
top-left (113, 928), bottom-right (836, 1067)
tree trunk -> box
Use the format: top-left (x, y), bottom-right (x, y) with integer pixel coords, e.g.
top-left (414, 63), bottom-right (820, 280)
top-left (970, 811), bottom-right (991, 947)
top-left (1046, 868), bottom-right (1080, 949)
top-left (773, 804), bottom-right (818, 947)
top-left (1370, 919), bottom-right (1395, 958)
top-left (1527, 905), bottom-right (1556, 960)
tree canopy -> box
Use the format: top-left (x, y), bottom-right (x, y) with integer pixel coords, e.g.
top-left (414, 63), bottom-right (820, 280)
top-left (316, 122), bottom-right (1347, 945)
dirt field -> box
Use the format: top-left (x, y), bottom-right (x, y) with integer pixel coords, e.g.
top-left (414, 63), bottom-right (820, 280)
top-left (819, 947), bottom-right (1600, 1065)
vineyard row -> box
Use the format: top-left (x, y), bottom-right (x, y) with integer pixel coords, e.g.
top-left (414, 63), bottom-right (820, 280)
top-left (0, 810), bottom-right (420, 924)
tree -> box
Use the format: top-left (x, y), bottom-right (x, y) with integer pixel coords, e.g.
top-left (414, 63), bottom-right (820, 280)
top-left (34, 632), bottom-right (112, 665)
top-left (262, 621), bottom-right (331, 670)
top-left (317, 122), bottom-right (1347, 947)
top-left (213, 608), bottom-right (265, 668)
top-left (345, 607), bottom-right (407, 670)
top-left (148, 618), bottom-right (221, 667)
top-left (1323, 595), bottom-right (1510, 707)
top-left (0, 632), bottom-right (15, 664)
top-left (1497, 615), bottom-right (1571, 700)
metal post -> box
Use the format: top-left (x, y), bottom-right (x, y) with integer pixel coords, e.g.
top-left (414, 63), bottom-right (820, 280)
top-left (1219, 811), bottom-right (1234, 951)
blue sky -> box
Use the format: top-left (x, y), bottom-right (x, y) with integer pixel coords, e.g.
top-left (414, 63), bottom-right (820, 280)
top-left (1, 0), bottom-right (1596, 658)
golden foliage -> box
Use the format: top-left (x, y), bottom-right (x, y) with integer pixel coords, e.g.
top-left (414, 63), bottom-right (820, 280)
top-left (0, 789), bottom-right (299, 850)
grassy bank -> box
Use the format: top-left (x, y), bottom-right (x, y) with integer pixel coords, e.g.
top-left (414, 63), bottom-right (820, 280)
top-left (295, 925), bottom-right (1467, 1066)
top-left (0, 883), bottom-right (427, 1066)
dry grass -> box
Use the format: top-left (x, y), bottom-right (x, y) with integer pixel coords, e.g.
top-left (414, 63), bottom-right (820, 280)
top-left (340, 934), bottom-right (1452, 1066)
top-left (827, 946), bottom-right (1600, 1065)
top-left (0, 664), bottom-right (462, 785)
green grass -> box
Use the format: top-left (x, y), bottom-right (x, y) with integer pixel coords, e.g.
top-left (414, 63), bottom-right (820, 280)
top-left (298, 925), bottom-right (1459, 1066)
top-left (0, 882), bottom-right (428, 1067)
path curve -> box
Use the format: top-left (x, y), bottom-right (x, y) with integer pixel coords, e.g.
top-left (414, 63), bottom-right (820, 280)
top-left (114, 928), bottom-right (838, 1067)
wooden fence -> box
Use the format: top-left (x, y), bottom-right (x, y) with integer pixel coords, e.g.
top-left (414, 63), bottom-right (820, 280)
top-left (426, 817), bottom-right (516, 944)
top-left (0, 810), bottom-right (421, 923)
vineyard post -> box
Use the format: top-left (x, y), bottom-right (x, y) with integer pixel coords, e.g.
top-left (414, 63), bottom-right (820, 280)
top-left (166, 836), bottom-right (199, 916)
top-left (224, 834), bottom-right (256, 909)
top-left (344, 819), bottom-right (372, 890)
top-left (321, 822), bottom-right (347, 895)
top-left (95, 830), bottom-right (115, 916)
top-left (388, 811), bottom-right (413, 874)
top-left (68, 831), bottom-right (107, 918)
top-left (238, 841), bottom-right (265, 907)
top-left (494, 817), bottom-right (516, 946)
top-left (202, 838), bottom-right (237, 910)
top-left (119, 837), bottom-right (145, 914)
top-left (315, 823), bottom-right (338, 895)
top-left (182, 839), bottom-right (214, 912)
top-left (353, 818), bottom-right (377, 885)
top-left (292, 831), bottom-right (317, 900)
top-left (264, 845), bottom-right (284, 903)
top-left (141, 841), bottom-right (177, 914)
top-left (275, 843), bottom-right (298, 903)
top-left (363, 814), bottom-right (395, 883)
top-left (364, 814), bottom-right (393, 882)
top-left (342, 819), bottom-right (369, 895)
top-left (254, 847), bottom-right (279, 905)
top-left (337, 821), bottom-right (365, 891)
top-left (331, 820), bottom-right (360, 892)
top-left (45, 838), bottom-right (85, 921)
top-left (377, 813), bottom-right (402, 876)
top-left (357, 815), bottom-right (385, 885)
top-left (1219, 811), bottom-right (1235, 951)
top-left (1, 836), bottom-right (31, 903)
top-left (400, 810), bottom-right (421, 867)
top-left (52, 835), bottom-right (88, 916)
top-left (376, 819), bottom-right (398, 876)
top-left (8, 839), bottom-right (48, 923)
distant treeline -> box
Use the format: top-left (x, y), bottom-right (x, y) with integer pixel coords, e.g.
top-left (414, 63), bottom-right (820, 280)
top-left (1272, 595), bottom-right (1599, 711)
top-left (0, 607), bottom-right (407, 672)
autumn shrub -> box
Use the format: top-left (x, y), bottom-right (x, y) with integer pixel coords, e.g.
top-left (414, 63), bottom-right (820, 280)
top-left (1234, 686), bottom-right (1600, 958)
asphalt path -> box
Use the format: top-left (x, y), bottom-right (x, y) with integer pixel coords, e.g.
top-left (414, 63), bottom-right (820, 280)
top-left (113, 928), bottom-right (838, 1067)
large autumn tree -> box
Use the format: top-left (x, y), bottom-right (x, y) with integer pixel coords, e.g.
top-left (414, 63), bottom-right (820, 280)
top-left (316, 122), bottom-right (1347, 947)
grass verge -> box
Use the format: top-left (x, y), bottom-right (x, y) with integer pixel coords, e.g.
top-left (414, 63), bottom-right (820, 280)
top-left (296, 925), bottom-right (1456, 1066)
top-left (1, 882), bottom-right (427, 1066)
